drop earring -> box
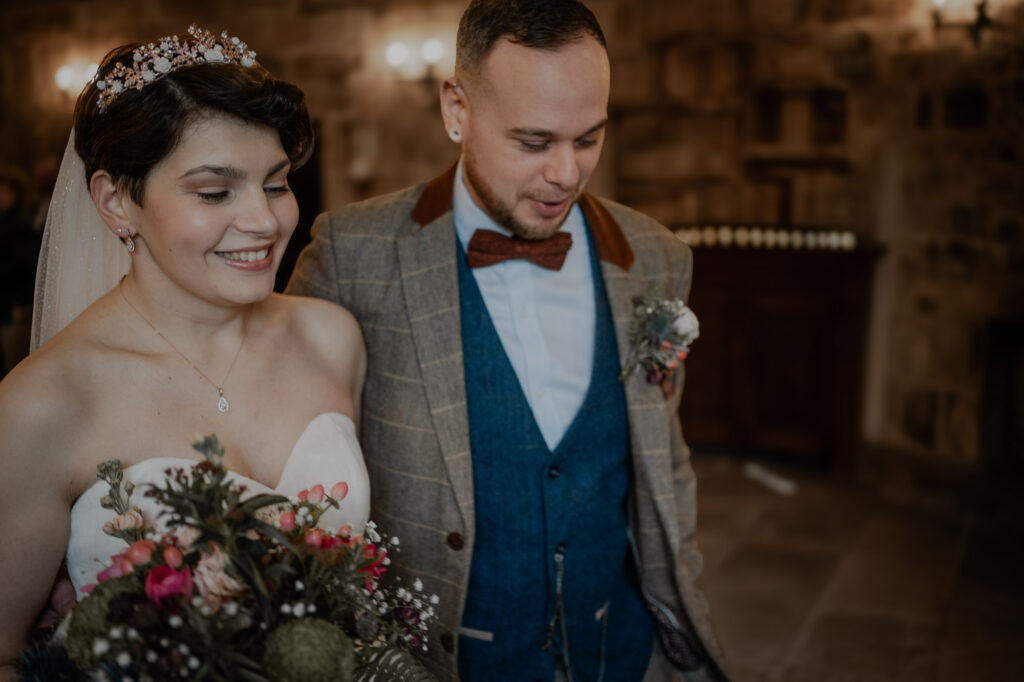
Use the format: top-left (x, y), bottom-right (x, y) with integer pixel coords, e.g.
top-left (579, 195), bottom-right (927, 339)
top-left (124, 231), bottom-right (136, 254)
top-left (449, 129), bottom-right (462, 142)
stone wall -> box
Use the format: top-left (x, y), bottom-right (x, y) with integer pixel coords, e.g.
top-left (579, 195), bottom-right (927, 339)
top-left (1, 0), bottom-right (1021, 466)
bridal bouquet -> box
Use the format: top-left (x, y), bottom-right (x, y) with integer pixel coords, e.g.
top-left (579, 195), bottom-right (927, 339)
top-left (18, 435), bottom-right (436, 682)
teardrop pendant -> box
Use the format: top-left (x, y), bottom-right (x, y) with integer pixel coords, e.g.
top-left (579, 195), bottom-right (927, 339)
top-left (218, 395), bottom-right (230, 413)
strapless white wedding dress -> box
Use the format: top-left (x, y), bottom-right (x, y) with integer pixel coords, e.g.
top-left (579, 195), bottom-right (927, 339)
top-left (66, 412), bottom-right (370, 598)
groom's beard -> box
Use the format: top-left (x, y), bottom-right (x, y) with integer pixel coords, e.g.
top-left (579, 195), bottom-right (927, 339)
top-left (463, 153), bottom-right (577, 241)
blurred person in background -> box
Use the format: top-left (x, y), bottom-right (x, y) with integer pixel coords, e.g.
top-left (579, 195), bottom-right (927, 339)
top-left (0, 165), bottom-right (41, 375)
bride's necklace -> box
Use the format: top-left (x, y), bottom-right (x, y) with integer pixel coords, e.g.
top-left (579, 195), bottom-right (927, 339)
top-left (118, 279), bottom-right (247, 414)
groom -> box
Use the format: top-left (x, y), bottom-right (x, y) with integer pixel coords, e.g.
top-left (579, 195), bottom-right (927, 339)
top-left (288, 1), bottom-right (726, 679)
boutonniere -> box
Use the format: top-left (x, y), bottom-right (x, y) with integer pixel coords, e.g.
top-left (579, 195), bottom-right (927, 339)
top-left (619, 284), bottom-right (700, 399)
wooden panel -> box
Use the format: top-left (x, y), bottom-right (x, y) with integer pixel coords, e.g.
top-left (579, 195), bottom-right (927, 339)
top-left (680, 246), bottom-right (878, 470)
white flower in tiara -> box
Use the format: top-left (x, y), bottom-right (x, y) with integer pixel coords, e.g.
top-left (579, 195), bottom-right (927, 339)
top-left (95, 25), bottom-right (259, 110)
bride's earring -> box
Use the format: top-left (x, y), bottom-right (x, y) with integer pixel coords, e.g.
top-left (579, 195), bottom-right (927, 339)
top-left (123, 230), bottom-right (136, 254)
top-left (449, 129), bottom-right (462, 143)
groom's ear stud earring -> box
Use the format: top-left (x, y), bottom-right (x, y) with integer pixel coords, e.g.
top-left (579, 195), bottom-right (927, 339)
top-left (449, 129), bottom-right (462, 142)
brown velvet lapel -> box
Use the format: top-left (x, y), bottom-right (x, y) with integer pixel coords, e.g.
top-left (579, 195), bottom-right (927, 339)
top-left (410, 164), bottom-right (458, 228)
top-left (577, 192), bottom-right (635, 271)
top-left (411, 165), bottom-right (635, 271)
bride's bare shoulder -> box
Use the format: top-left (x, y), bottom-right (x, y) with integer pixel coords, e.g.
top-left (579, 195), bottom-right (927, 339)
top-left (264, 293), bottom-right (365, 378)
top-left (0, 313), bottom-right (111, 464)
top-left (270, 293), bottom-right (363, 349)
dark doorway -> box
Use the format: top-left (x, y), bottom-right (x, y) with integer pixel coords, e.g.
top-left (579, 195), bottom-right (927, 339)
top-left (275, 121), bottom-right (322, 292)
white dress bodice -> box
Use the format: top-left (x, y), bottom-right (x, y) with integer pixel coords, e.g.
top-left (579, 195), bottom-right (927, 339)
top-left (66, 412), bottom-right (370, 598)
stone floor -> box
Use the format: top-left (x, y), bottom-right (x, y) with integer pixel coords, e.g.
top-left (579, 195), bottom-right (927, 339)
top-left (691, 454), bottom-right (1024, 682)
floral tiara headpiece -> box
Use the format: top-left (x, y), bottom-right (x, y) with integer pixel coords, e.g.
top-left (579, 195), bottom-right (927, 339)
top-left (94, 24), bottom-right (258, 111)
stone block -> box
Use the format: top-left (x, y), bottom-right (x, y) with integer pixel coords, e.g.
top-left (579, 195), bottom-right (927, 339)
top-left (699, 183), bottom-right (745, 223)
top-left (617, 113), bottom-right (737, 183)
top-left (664, 44), bottom-right (744, 106)
top-left (900, 388), bottom-right (939, 448)
top-left (777, 43), bottom-right (834, 85)
top-left (749, 0), bottom-right (814, 32)
top-left (996, 219), bottom-right (1022, 246)
top-left (609, 51), bottom-right (657, 107)
top-left (738, 181), bottom-right (785, 224)
top-left (948, 204), bottom-right (988, 237)
top-left (640, 0), bottom-right (743, 42)
top-left (816, 0), bottom-right (876, 23)
top-left (828, 30), bottom-right (877, 85)
top-left (940, 392), bottom-right (979, 460)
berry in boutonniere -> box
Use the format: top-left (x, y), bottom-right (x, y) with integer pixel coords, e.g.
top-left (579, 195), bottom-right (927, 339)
top-left (619, 284), bottom-right (700, 399)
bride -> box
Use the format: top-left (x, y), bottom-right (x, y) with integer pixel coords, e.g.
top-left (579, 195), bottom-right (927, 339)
top-left (0, 26), bottom-right (369, 676)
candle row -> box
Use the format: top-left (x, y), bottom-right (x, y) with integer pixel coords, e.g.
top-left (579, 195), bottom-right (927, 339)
top-left (675, 226), bottom-right (858, 251)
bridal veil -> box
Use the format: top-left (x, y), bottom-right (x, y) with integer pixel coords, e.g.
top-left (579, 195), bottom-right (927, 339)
top-left (30, 132), bottom-right (130, 351)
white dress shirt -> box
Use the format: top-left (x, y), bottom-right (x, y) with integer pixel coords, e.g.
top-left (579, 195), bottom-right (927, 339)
top-left (453, 163), bottom-right (596, 451)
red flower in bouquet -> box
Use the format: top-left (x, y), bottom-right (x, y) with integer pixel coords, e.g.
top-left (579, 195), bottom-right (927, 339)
top-left (144, 563), bottom-right (194, 606)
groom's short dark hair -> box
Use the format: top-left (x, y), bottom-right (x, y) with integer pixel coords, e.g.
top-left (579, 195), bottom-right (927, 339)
top-left (456, 0), bottom-right (606, 77)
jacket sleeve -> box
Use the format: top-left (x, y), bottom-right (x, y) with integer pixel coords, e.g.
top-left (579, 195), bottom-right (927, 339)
top-left (285, 212), bottom-right (342, 305)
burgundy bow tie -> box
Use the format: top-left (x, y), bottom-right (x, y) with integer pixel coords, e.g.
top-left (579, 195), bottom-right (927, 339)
top-left (465, 229), bottom-right (573, 270)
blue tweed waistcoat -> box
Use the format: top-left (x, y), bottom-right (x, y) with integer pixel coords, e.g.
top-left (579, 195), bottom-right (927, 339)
top-left (456, 227), bottom-right (655, 681)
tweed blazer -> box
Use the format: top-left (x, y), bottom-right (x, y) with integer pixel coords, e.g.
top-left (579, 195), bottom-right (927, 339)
top-left (286, 166), bottom-right (723, 680)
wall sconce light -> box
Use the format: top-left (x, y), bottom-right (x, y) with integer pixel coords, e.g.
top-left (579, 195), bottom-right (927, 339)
top-left (56, 60), bottom-right (99, 94)
top-left (931, 0), bottom-right (1006, 46)
top-left (383, 35), bottom-right (451, 84)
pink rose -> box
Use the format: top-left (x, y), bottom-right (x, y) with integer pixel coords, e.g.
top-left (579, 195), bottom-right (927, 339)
top-left (145, 565), bottom-right (194, 606)
top-left (330, 482), bottom-right (349, 501)
top-left (126, 540), bottom-right (158, 566)
top-left (305, 529), bottom-right (324, 547)
top-left (101, 509), bottom-right (145, 536)
top-left (279, 510), bottom-right (296, 531)
top-left (163, 546), bottom-right (184, 569)
top-left (194, 546), bottom-right (243, 612)
top-left (174, 526), bottom-right (201, 549)
top-left (297, 489), bottom-right (309, 503)
top-left (97, 551), bottom-right (130, 583)
top-left (308, 484), bottom-right (325, 504)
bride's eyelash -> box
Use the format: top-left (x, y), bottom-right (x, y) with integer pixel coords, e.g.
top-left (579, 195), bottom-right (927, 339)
top-left (198, 191), bottom-right (229, 202)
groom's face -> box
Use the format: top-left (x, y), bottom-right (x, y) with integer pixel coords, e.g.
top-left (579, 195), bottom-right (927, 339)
top-left (458, 35), bottom-right (609, 240)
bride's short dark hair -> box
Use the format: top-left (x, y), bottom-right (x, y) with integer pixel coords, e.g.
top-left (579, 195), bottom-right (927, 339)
top-left (73, 43), bottom-right (314, 207)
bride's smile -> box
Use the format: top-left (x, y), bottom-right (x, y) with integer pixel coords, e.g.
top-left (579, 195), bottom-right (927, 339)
top-left (108, 114), bottom-right (298, 309)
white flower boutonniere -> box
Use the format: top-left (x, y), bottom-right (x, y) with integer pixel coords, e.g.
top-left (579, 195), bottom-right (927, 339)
top-left (619, 284), bottom-right (700, 397)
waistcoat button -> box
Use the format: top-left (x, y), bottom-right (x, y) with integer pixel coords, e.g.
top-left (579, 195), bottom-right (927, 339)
top-left (548, 465), bottom-right (561, 479)
top-left (441, 633), bottom-right (454, 653)
top-left (447, 532), bottom-right (465, 550)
